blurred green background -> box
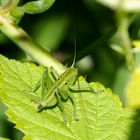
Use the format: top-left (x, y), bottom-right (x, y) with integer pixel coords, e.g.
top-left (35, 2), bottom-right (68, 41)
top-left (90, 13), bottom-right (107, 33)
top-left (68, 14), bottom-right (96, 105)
top-left (1, 0), bottom-right (140, 139)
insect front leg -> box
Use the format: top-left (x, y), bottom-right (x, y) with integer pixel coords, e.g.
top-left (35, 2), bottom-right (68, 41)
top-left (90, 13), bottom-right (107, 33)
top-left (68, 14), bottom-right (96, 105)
top-left (24, 78), bottom-right (41, 93)
top-left (24, 68), bottom-right (47, 93)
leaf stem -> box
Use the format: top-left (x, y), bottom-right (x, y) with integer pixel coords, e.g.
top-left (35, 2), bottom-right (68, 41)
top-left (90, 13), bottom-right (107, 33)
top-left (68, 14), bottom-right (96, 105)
top-left (0, 15), bottom-right (66, 74)
top-left (116, 1), bottom-right (134, 70)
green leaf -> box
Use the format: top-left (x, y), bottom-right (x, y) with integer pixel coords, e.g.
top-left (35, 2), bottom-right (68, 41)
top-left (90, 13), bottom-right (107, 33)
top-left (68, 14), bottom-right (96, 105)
top-left (11, 0), bottom-right (55, 23)
top-left (0, 54), bottom-right (134, 139)
top-left (22, 0), bottom-right (55, 14)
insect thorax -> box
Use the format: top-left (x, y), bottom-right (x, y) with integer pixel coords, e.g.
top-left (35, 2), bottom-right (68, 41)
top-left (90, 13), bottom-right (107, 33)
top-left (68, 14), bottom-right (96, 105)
top-left (60, 67), bottom-right (78, 85)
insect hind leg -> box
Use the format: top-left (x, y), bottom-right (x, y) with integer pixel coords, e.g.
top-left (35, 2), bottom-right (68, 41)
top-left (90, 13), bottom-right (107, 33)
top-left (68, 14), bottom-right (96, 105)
top-left (55, 92), bottom-right (67, 124)
top-left (24, 78), bottom-right (41, 93)
top-left (68, 91), bottom-right (78, 121)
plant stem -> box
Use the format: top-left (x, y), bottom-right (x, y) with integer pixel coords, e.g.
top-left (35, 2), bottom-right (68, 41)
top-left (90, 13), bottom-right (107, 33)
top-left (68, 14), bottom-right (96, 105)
top-left (0, 14), bottom-right (66, 74)
top-left (116, 2), bottom-right (134, 70)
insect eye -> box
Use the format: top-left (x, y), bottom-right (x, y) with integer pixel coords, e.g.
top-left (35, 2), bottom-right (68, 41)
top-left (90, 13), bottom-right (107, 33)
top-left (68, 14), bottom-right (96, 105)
top-left (65, 82), bottom-right (68, 85)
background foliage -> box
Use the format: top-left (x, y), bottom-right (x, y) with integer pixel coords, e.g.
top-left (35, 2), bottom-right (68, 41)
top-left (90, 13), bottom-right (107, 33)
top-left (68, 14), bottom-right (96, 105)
top-left (0, 0), bottom-right (140, 139)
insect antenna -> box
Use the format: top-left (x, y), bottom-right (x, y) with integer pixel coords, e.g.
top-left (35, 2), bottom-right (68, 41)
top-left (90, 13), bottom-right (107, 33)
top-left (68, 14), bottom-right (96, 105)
top-left (70, 0), bottom-right (77, 68)
top-left (71, 39), bottom-right (77, 68)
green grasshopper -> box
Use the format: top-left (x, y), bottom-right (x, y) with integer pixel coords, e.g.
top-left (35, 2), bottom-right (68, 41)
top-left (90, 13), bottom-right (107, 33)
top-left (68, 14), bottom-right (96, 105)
top-left (27, 65), bottom-right (95, 123)
top-left (27, 66), bottom-right (79, 123)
